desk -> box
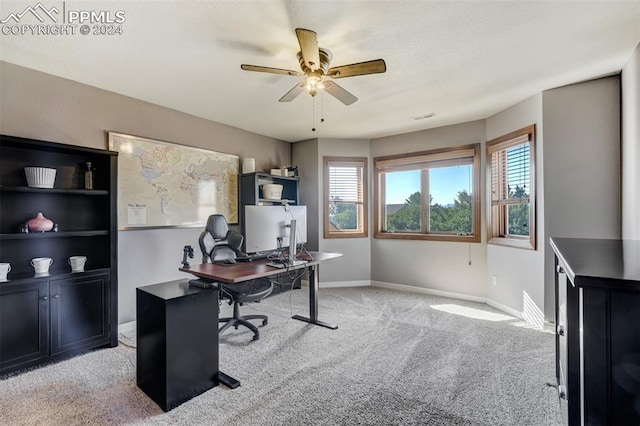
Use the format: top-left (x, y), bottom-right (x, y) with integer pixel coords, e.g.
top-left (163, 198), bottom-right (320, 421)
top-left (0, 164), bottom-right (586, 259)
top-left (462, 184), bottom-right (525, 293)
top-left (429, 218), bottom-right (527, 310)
top-left (180, 251), bottom-right (342, 330)
top-left (178, 251), bottom-right (342, 388)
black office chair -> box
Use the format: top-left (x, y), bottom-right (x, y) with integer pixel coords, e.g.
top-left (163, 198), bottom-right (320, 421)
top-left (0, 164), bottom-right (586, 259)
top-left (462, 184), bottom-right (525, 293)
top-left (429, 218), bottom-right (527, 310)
top-left (198, 214), bottom-right (273, 341)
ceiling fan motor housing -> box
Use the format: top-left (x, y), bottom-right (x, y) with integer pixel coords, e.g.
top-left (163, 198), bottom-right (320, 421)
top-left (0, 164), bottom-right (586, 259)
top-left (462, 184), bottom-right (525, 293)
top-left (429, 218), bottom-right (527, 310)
top-left (241, 28), bottom-right (385, 105)
top-left (297, 48), bottom-right (332, 76)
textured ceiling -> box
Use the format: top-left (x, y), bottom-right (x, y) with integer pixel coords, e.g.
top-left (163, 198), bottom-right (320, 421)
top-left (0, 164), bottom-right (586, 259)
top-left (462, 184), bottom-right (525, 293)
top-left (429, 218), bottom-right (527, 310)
top-left (1, 0), bottom-right (639, 142)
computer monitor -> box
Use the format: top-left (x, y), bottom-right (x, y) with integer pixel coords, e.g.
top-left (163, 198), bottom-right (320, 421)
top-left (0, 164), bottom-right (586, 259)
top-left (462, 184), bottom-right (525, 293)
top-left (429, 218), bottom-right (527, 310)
top-left (244, 205), bottom-right (307, 255)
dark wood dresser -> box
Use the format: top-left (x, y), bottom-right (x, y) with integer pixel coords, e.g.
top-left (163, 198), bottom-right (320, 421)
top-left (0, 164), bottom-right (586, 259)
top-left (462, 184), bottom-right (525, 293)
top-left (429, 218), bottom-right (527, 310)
top-left (551, 238), bottom-right (640, 426)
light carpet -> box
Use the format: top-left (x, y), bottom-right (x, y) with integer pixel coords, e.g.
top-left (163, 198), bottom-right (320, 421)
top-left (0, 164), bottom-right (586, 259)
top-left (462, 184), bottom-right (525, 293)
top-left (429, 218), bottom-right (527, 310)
top-left (0, 286), bottom-right (562, 425)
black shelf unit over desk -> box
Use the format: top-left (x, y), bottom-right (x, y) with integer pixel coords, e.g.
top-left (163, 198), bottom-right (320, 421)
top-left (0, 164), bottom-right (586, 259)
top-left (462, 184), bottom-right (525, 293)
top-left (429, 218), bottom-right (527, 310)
top-left (239, 171), bottom-right (301, 244)
top-left (239, 172), bottom-right (302, 296)
top-left (0, 134), bottom-right (118, 375)
top-left (240, 172), bottom-right (300, 207)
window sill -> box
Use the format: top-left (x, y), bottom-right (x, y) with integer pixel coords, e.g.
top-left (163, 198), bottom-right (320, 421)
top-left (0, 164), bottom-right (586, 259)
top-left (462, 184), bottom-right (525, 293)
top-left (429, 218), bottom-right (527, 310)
top-left (324, 231), bottom-right (368, 239)
top-left (375, 231), bottom-right (480, 243)
top-left (488, 237), bottom-right (535, 250)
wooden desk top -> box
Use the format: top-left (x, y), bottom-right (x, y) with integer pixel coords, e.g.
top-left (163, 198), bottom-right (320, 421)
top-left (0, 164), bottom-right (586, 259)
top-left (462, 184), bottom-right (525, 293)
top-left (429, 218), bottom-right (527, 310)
top-left (179, 251), bottom-right (342, 284)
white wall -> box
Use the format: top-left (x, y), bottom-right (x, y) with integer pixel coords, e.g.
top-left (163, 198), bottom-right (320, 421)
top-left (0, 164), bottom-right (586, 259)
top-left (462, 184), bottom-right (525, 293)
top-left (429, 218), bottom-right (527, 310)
top-left (542, 76), bottom-right (621, 318)
top-left (485, 94), bottom-right (545, 324)
top-left (622, 43), bottom-right (640, 239)
top-left (370, 121), bottom-right (488, 298)
top-left (0, 61), bottom-right (292, 324)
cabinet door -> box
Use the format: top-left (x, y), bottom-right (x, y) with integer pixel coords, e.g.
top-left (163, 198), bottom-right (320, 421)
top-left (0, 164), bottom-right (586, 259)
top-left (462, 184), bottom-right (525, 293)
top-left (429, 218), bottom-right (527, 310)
top-left (50, 272), bottom-right (109, 355)
top-left (0, 281), bottom-right (49, 373)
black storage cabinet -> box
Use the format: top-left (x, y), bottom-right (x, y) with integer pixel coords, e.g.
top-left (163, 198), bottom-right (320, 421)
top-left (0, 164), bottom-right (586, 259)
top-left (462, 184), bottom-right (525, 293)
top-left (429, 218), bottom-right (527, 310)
top-left (551, 238), bottom-right (640, 426)
top-left (136, 280), bottom-right (219, 411)
top-left (0, 135), bottom-right (118, 375)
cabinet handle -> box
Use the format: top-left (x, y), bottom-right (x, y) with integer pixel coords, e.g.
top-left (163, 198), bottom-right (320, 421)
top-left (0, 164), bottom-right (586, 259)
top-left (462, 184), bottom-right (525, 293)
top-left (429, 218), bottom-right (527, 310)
top-left (41, 295), bottom-right (48, 301)
top-left (52, 294), bottom-right (59, 299)
top-left (557, 325), bottom-right (565, 336)
top-left (556, 265), bottom-right (565, 274)
top-left (558, 385), bottom-right (567, 400)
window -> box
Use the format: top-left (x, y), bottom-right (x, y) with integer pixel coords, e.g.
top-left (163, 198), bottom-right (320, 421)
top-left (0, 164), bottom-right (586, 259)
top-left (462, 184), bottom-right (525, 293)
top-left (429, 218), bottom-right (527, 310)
top-left (324, 157), bottom-right (368, 238)
top-left (487, 124), bottom-right (536, 250)
top-left (373, 144), bottom-right (481, 242)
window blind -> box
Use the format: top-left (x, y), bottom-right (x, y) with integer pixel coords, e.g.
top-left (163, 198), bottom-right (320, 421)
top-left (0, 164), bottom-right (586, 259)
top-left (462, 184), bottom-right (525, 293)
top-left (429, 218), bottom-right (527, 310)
top-left (506, 143), bottom-right (529, 199)
top-left (375, 147), bottom-right (476, 170)
top-left (487, 133), bottom-right (529, 154)
top-left (329, 162), bottom-right (363, 203)
top-left (491, 143), bottom-right (530, 204)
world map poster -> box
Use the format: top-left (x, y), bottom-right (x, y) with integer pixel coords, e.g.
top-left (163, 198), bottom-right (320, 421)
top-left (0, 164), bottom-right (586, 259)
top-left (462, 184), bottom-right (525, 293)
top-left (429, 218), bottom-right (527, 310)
top-left (108, 132), bottom-right (239, 229)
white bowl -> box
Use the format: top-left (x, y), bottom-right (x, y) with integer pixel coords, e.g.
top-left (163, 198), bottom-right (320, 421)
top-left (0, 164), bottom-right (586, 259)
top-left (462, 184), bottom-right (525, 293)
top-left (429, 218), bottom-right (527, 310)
top-left (24, 167), bottom-right (57, 188)
top-left (262, 184), bottom-right (283, 200)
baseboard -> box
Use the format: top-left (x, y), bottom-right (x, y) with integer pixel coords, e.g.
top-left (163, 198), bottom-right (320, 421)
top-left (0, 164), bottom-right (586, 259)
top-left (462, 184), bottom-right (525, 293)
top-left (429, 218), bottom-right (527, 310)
top-left (320, 280), bottom-right (370, 288)
top-left (486, 299), bottom-right (524, 320)
top-left (118, 283), bottom-right (527, 331)
top-left (118, 320), bottom-right (136, 335)
top-left (371, 280), bottom-right (487, 304)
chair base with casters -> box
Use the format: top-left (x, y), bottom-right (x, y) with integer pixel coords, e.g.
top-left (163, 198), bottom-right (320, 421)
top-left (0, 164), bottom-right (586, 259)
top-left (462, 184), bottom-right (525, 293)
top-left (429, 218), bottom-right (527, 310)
top-left (219, 279), bottom-right (273, 341)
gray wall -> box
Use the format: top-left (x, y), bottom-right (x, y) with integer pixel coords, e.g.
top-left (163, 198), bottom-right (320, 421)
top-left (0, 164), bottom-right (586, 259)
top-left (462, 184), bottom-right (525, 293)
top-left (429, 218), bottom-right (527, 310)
top-left (292, 138), bottom-right (372, 284)
top-left (317, 139), bottom-right (371, 284)
top-left (2, 58), bottom-right (633, 326)
top-left (485, 94), bottom-right (545, 323)
top-left (622, 44), bottom-right (640, 239)
top-left (0, 61), bottom-right (292, 324)
top-left (370, 121), bottom-right (488, 298)
top-left (542, 76), bottom-right (621, 318)
top-left (293, 139), bottom-right (320, 251)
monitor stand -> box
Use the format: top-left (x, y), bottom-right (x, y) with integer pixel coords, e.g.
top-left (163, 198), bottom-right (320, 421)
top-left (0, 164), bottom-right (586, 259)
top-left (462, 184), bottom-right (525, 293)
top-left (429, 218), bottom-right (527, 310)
top-left (267, 219), bottom-right (307, 268)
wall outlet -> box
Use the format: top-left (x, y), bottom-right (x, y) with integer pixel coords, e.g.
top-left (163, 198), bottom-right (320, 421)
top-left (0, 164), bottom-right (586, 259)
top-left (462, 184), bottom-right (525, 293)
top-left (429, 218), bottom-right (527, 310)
top-left (491, 275), bottom-right (498, 286)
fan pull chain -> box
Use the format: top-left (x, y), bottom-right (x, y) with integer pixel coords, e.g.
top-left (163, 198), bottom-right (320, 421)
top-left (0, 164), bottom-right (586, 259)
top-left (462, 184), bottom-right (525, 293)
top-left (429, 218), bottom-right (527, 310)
top-left (312, 96), bottom-right (316, 132)
top-left (320, 91), bottom-right (325, 125)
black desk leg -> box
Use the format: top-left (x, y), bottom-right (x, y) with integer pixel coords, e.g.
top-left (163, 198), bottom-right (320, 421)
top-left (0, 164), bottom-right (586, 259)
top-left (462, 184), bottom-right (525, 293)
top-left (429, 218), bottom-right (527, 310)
top-left (219, 371), bottom-right (240, 389)
top-left (292, 264), bottom-right (338, 330)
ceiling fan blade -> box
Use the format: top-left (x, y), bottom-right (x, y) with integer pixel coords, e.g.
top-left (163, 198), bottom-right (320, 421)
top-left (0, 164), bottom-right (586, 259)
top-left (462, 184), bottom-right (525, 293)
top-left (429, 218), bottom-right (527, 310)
top-left (322, 81), bottom-right (358, 105)
top-left (279, 83), bottom-right (306, 102)
top-left (327, 59), bottom-right (387, 78)
top-left (241, 64), bottom-right (303, 76)
top-left (295, 28), bottom-right (321, 71)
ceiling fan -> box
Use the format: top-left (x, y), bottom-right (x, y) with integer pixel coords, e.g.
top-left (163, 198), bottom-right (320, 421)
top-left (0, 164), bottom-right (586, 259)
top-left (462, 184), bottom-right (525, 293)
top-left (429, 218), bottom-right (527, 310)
top-left (241, 28), bottom-right (386, 106)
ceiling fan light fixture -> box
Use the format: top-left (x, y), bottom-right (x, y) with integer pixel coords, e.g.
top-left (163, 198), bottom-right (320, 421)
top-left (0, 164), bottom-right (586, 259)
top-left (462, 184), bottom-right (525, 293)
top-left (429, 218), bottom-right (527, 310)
top-left (305, 76), bottom-right (324, 97)
top-left (241, 28), bottom-right (385, 106)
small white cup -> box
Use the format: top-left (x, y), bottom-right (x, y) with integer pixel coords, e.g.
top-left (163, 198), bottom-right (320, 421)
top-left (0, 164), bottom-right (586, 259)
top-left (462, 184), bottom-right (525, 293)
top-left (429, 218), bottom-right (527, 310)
top-left (0, 263), bottom-right (11, 281)
top-left (68, 256), bottom-right (87, 272)
top-left (31, 257), bottom-right (53, 274)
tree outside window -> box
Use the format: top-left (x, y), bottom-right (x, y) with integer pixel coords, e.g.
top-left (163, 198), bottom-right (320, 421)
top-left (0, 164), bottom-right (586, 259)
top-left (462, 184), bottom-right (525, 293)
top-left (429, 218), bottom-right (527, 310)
top-left (374, 144), bottom-right (480, 243)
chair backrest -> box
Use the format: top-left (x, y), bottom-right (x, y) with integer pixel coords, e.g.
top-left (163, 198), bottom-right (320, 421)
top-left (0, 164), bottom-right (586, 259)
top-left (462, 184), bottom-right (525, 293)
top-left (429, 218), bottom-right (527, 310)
top-left (198, 214), bottom-right (244, 263)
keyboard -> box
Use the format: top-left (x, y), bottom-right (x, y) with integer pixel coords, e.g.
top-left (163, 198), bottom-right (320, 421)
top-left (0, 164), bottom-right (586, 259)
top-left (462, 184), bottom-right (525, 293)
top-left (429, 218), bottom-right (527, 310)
top-left (266, 259), bottom-right (308, 269)
top-left (235, 252), bottom-right (272, 262)
top-left (250, 252), bottom-right (271, 260)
